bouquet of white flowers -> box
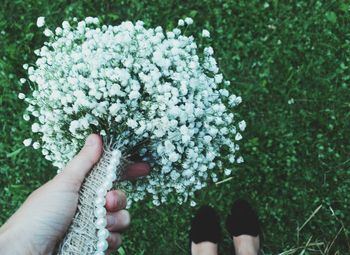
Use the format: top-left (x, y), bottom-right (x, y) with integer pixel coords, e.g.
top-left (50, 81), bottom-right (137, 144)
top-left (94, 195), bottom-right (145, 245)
top-left (20, 16), bottom-right (245, 254)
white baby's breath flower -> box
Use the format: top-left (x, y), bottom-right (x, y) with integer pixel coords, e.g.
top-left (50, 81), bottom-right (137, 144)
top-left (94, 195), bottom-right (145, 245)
top-left (169, 152), bottom-right (180, 162)
top-left (235, 133), bottom-right (242, 141)
top-left (55, 27), bottom-right (63, 35)
top-left (42, 149), bottom-right (49, 155)
top-left (202, 29), bottom-right (210, 38)
top-left (127, 119), bottom-right (138, 129)
top-left (62, 21), bottom-right (70, 30)
top-left (178, 19), bottom-right (185, 26)
top-left (236, 156), bottom-right (244, 164)
top-left (23, 138), bottom-right (32, 146)
top-left (215, 74), bottom-right (223, 84)
top-left (31, 123), bottom-right (40, 133)
top-left (228, 95), bottom-right (242, 107)
top-left (18, 93), bottom-right (25, 99)
top-left (69, 120), bottom-right (80, 134)
top-left (235, 96), bottom-right (242, 105)
top-left (32, 142), bottom-right (40, 149)
top-left (20, 78), bottom-right (26, 84)
top-left (203, 135), bottom-right (212, 144)
top-left (288, 98), bottom-right (295, 105)
top-left (184, 17), bottom-right (193, 25)
top-left (204, 46), bottom-right (214, 56)
top-left (129, 90), bottom-right (140, 100)
top-left (224, 168), bottom-right (232, 176)
top-left (36, 17), bottom-right (45, 28)
top-left (23, 114), bottom-right (30, 121)
top-left (238, 120), bottom-right (246, 131)
top-left (43, 28), bottom-right (53, 37)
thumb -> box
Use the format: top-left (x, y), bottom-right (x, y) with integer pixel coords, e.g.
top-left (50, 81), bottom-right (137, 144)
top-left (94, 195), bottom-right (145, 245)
top-left (58, 134), bottom-right (103, 187)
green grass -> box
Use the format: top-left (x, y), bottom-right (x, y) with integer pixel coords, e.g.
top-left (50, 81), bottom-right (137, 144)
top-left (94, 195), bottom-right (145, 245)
top-left (1, 0), bottom-right (349, 254)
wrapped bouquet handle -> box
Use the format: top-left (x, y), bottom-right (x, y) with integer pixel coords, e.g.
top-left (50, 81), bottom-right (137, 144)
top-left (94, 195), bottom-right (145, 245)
top-left (21, 16), bottom-right (245, 254)
top-left (57, 146), bottom-right (122, 254)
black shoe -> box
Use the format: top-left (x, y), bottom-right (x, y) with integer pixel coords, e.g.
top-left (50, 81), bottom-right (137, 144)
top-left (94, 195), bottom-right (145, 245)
top-left (190, 205), bottom-right (222, 245)
top-left (226, 199), bottom-right (261, 255)
top-left (226, 199), bottom-right (260, 237)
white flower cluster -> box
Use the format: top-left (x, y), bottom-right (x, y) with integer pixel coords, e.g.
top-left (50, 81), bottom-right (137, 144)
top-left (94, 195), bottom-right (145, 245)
top-left (21, 17), bottom-right (245, 205)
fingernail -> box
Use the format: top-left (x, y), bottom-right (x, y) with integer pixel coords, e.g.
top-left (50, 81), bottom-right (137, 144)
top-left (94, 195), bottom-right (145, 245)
top-left (85, 135), bottom-right (96, 147)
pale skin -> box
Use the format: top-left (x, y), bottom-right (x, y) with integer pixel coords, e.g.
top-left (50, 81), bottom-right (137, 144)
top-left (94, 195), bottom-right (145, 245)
top-left (191, 235), bottom-right (260, 255)
top-left (0, 134), bottom-right (150, 255)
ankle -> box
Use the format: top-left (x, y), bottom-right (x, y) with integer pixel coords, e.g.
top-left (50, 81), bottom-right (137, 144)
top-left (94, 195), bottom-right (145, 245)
top-left (233, 235), bottom-right (259, 255)
top-left (191, 241), bottom-right (218, 255)
top-left (236, 248), bottom-right (257, 255)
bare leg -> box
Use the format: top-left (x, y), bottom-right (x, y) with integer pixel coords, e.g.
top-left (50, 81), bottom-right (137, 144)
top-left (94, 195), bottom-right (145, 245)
top-left (233, 235), bottom-right (260, 255)
top-left (191, 241), bottom-right (218, 255)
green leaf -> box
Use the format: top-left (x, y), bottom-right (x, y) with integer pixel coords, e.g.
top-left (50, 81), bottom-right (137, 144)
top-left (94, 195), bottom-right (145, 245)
top-left (6, 147), bottom-right (24, 158)
top-left (339, 3), bottom-right (349, 12)
top-left (325, 11), bottom-right (337, 24)
top-left (118, 247), bottom-right (126, 255)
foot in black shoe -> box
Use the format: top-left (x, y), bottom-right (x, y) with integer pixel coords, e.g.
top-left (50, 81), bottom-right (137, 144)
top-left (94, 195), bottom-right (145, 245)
top-left (226, 199), bottom-right (260, 255)
top-left (190, 205), bottom-right (221, 255)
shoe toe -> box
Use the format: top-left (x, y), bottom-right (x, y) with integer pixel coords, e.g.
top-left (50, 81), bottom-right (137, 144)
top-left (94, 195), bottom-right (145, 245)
top-left (226, 199), bottom-right (260, 237)
top-left (190, 205), bottom-right (222, 244)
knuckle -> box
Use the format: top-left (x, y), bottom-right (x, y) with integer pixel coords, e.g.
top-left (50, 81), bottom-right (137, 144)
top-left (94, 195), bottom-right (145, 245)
top-left (112, 190), bottom-right (127, 209)
top-left (119, 210), bottom-right (130, 227)
top-left (107, 233), bottom-right (122, 249)
top-left (107, 210), bottom-right (130, 231)
top-left (106, 214), bottom-right (114, 228)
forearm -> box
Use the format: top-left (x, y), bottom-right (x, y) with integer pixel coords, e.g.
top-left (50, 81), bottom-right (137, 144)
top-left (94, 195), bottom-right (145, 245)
top-left (0, 224), bottom-right (33, 255)
top-left (0, 228), bottom-right (19, 255)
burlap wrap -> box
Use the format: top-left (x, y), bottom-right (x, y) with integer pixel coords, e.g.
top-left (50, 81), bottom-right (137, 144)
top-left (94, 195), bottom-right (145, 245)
top-left (56, 147), bottom-right (122, 255)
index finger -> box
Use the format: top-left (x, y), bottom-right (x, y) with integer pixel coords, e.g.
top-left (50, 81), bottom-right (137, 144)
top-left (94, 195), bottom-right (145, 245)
top-left (122, 162), bottom-right (150, 180)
